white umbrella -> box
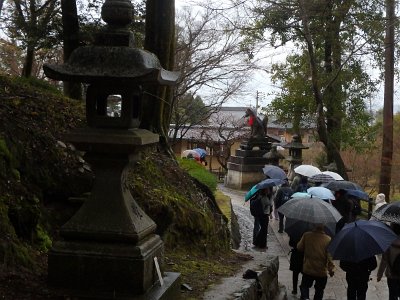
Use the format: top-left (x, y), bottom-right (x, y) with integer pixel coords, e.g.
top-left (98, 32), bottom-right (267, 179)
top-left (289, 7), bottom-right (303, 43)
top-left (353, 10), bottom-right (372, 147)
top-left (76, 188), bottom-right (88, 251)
top-left (322, 171), bottom-right (344, 181)
top-left (294, 165), bottom-right (321, 177)
top-left (181, 149), bottom-right (200, 158)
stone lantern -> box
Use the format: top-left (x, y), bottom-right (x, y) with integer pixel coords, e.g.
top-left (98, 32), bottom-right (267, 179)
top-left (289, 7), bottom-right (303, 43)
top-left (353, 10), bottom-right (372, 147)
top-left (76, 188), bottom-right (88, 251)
top-left (283, 134), bottom-right (309, 181)
top-left (263, 145), bottom-right (285, 166)
top-left (43, 0), bottom-right (180, 298)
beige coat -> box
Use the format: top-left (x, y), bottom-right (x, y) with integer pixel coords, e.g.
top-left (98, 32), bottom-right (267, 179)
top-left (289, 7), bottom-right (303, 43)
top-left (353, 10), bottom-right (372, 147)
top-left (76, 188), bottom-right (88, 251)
top-left (297, 229), bottom-right (335, 277)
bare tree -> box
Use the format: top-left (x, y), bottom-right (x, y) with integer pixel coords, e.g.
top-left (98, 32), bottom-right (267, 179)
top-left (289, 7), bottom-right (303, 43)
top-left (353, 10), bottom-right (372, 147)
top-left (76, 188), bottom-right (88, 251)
top-left (170, 6), bottom-right (256, 144)
top-left (202, 113), bottom-right (248, 171)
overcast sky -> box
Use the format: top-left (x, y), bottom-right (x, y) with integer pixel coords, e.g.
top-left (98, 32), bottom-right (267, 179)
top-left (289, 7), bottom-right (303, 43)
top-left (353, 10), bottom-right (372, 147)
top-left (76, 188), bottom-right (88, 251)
top-left (174, 1), bottom-right (400, 113)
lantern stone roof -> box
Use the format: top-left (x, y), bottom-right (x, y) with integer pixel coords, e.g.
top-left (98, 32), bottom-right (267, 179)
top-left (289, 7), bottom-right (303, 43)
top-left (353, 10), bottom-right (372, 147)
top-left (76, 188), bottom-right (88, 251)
top-left (43, 47), bottom-right (180, 85)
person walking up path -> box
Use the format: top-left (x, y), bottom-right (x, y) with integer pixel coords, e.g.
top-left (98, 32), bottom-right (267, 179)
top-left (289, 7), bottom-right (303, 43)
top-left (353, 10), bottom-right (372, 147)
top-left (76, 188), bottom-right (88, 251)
top-left (377, 223), bottom-right (400, 300)
top-left (297, 224), bottom-right (335, 300)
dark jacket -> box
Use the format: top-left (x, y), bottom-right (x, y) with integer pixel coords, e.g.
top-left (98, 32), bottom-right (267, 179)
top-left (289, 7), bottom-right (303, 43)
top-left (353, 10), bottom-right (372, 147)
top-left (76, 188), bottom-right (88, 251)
top-left (274, 186), bottom-right (293, 208)
top-left (340, 256), bottom-right (377, 274)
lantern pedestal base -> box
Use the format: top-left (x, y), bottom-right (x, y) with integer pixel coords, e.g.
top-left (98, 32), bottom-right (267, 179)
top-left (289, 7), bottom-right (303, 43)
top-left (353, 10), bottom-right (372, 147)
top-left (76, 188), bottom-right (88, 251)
top-left (47, 128), bottom-right (180, 298)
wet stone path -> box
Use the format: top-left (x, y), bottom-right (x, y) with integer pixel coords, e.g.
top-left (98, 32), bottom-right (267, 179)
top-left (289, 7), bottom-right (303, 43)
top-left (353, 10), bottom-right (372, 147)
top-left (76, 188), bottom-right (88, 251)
top-left (216, 185), bottom-right (390, 300)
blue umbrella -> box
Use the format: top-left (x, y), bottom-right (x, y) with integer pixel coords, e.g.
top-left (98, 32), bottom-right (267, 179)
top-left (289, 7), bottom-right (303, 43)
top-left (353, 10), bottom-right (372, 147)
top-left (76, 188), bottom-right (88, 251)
top-left (245, 185), bottom-right (259, 202)
top-left (255, 178), bottom-right (285, 190)
top-left (307, 187), bottom-right (335, 201)
top-left (245, 178), bottom-right (284, 202)
top-left (344, 189), bottom-right (369, 200)
top-left (291, 192), bottom-right (311, 199)
top-left (193, 148), bottom-right (207, 158)
top-left (327, 220), bottom-right (398, 262)
top-left (262, 165), bottom-right (287, 180)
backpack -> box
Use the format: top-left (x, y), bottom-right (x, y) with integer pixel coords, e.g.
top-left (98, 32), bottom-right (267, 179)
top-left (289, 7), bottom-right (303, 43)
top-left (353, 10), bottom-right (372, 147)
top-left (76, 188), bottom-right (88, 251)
top-left (250, 194), bottom-right (264, 217)
top-left (276, 187), bottom-right (293, 208)
top-left (282, 189), bottom-right (293, 203)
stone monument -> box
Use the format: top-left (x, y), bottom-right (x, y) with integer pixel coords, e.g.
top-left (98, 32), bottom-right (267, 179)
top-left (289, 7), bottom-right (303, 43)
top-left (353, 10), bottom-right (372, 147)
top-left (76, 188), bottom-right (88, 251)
top-left (225, 108), bottom-right (274, 189)
top-left (43, 0), bottom-right (180, 298)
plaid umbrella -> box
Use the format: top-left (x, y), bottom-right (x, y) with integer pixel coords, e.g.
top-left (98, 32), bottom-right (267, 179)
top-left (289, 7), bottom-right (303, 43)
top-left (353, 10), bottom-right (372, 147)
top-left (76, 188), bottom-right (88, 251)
top-left (372, 201), bottom-right (400, 224)
top-left (278, 196), bottom-right (342, 224)
top-left (309, 173), bottom-right (335, 184)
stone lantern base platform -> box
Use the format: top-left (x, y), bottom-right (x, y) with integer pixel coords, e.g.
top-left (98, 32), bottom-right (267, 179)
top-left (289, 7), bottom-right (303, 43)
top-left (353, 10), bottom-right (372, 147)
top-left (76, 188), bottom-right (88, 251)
top-left (48, 235), bottom-right (181, 299)
top-left (225, 149), bottom-right (270, 190)
top-left (47, 127), bottom-right (180, 299)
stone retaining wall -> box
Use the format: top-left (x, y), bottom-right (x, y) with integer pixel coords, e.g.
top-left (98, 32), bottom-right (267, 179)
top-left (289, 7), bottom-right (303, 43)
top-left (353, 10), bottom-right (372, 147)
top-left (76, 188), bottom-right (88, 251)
top-left (234, 256), bottom-right (286, 300)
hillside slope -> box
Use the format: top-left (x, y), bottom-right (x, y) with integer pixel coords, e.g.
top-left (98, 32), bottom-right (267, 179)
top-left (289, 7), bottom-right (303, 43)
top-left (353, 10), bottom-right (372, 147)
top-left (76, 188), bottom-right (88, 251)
top-left (0, 75), bottom-right (246, 299)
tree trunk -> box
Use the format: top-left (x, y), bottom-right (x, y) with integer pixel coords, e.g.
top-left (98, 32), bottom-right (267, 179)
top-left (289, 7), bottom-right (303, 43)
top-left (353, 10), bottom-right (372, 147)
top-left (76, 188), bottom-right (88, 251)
top-left (141, 0), bottom-right (176, 154)
top-left (323, 1), bottom-right (352, 165)
top-left (379, 0), bottom-right (395, 201)
top-left (21, 46), bottom-right (34, 78)
top-left (299, 0), bottom-right (348, 179)
top-left (61, 0), bottom-right (82, 100)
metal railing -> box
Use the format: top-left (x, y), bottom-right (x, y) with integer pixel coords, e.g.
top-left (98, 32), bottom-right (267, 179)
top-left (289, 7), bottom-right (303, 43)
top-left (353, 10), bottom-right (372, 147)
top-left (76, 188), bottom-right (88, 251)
top-left (360, 197), bottom-right (374, 219)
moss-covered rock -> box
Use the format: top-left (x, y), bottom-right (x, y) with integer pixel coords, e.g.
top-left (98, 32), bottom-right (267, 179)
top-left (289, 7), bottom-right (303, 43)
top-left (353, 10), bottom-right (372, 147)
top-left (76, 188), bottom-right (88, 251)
top-left (0, 75), bottom-right (91, 270)
top-left (129, 151), bottom-right (231, 253)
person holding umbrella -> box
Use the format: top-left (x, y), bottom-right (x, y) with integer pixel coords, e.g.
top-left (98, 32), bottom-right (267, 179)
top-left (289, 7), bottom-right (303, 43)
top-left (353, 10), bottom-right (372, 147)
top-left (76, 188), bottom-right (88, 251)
top-left (297, 223), bottom-right (335, 300)
top-left (248, 178), bottom-right (284, 249)
top-left (250, 186), bottom-right (274, 249)
top-left (287, 226), bottom-right (304, 295)
top-left (339, 256), bottom-right (377, 300)
top-left (274, 180), bottom-right (293, 233)
top-left (377, 223), bottom-right (400, 300)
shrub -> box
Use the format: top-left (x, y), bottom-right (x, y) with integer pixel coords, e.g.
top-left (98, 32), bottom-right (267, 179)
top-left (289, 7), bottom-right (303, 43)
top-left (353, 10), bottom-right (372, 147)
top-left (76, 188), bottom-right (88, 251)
top-left (178, 158), bottom-right (217, 192)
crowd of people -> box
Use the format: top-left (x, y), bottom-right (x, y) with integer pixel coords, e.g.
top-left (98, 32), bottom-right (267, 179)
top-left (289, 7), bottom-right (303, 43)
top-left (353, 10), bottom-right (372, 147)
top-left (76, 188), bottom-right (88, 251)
top-left (248, 170), bottom-right (400, 300)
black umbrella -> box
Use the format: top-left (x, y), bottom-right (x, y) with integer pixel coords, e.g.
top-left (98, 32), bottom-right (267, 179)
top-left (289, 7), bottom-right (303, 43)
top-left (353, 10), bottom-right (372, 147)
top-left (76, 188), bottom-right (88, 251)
top-left (284, 218), bottom-right (335, 242)
top-left (322, 180), bottom-right (363, 192)
top-left (327, 220), bottom-right (398, 262)
top-left (372, 201), bottom-right (400, 224)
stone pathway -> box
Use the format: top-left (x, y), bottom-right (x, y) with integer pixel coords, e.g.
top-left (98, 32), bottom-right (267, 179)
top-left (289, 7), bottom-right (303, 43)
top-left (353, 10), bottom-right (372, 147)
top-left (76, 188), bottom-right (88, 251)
top-left (209, 185), bottom-right (390, 300)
